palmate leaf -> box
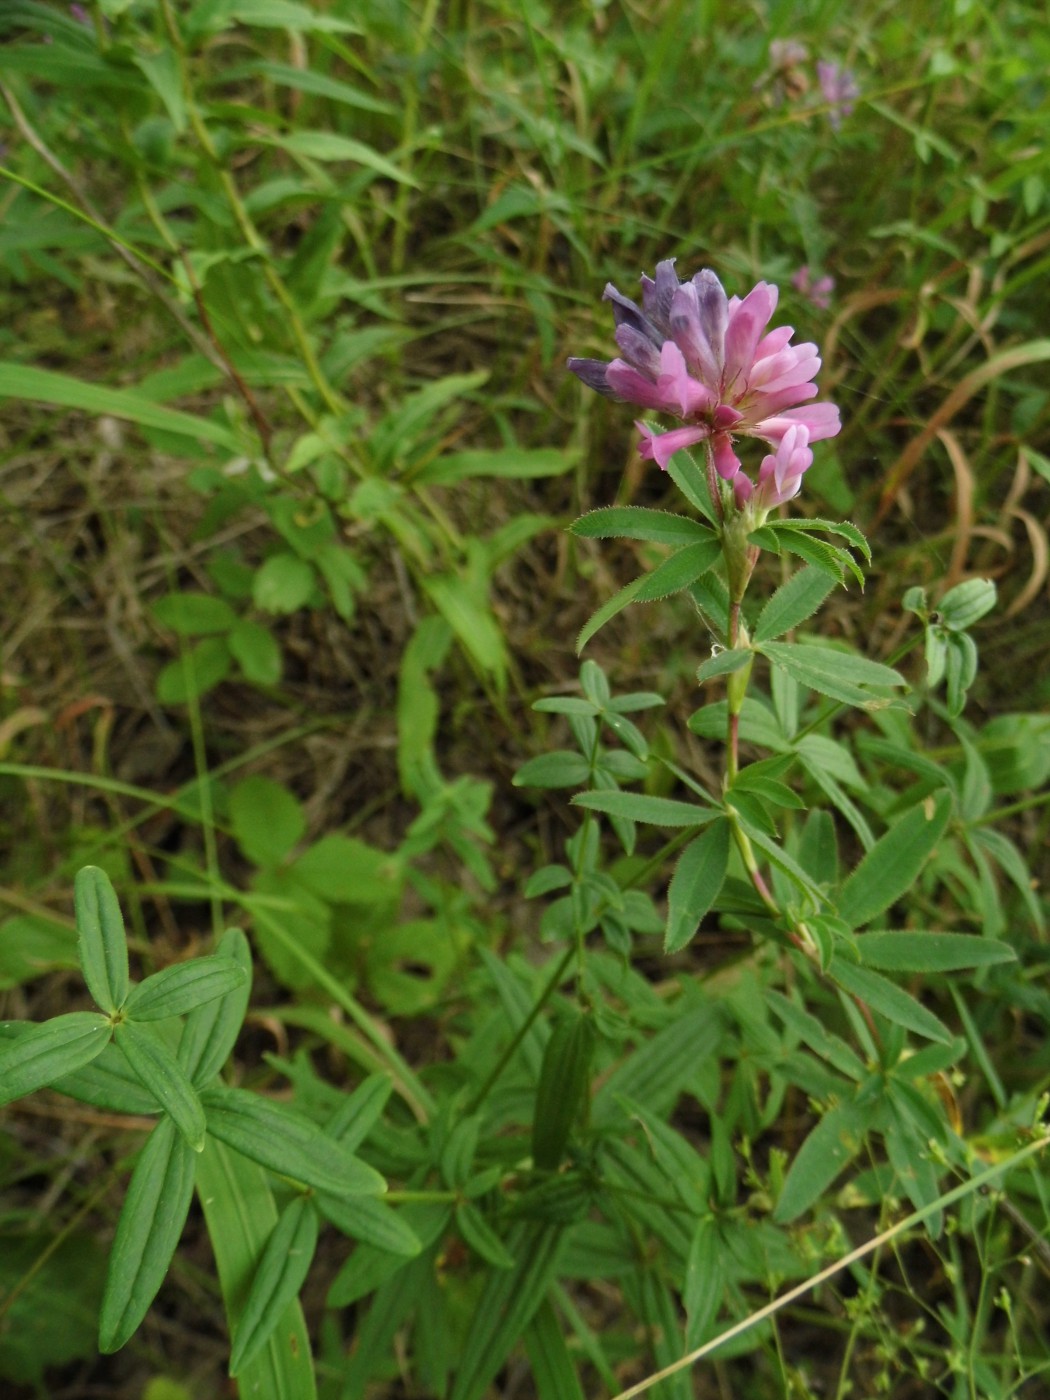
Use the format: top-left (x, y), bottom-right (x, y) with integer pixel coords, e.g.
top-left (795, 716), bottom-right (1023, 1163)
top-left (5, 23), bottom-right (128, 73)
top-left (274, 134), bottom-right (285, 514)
top-left (572, 789), bottom-right (719, 827)
top-left (838, 791), bottom-right (953, 928)
top-left (195, 1136), bottom-right (316, 1400)
top-left (856, 930), bottom-right (1016, 973)
top-left (570, 506), bottom-right (715, 547)
top-left (759, 640), bottom-right (907, 710)
top-left (200, 1085), bottom-right (386, 1197)
top-left (753, 566), bottom-right (837, 644)
top-left (230, 1195), bottom-right (320, 1377)
top-left (774, 1096), bottom-right (870, 1222)
top-left (576, 538), bottom-right (721, 652)
top-left (99, 1117), bottom-right (196, 1353)
top-left (114, 1021), bottom-right (207, 1152)
top-left (123, 955), bottom-right (247, 1023)
top-left (665, 819), bottom-right (730, 953)
top-left (74, 865), bottom-right (129, 1015)
top-left (0, 1012), bottom-right (111, 1105)
top-left (449, 1223), bottom-right (566, 1400)
top-left (829, 957), bottom-right (953, 1044)
top-left (751, 525), bottom-right (865, 586)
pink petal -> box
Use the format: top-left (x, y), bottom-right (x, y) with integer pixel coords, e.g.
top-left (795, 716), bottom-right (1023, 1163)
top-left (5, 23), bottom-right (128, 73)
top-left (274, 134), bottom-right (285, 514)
top-left (711, 431), bottom-right (741, 480)
top-left (636, 421), bottom-right (710, 470)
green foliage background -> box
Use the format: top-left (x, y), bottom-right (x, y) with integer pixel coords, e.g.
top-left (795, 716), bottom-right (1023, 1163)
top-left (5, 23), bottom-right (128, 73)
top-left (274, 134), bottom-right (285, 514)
top-left (1, 0), bottom-right (1049, 1397)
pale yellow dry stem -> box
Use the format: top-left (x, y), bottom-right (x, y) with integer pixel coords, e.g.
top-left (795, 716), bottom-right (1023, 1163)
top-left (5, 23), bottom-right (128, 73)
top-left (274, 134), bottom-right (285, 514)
top-left (937, 427), bottom-right (976, 588)
top-left (877, 340), bottom-right (1050, 521)
top-left (1003, 505), bottom-right (1049, 619)
top-left (609, 1134), bottom-right (1050, 1400)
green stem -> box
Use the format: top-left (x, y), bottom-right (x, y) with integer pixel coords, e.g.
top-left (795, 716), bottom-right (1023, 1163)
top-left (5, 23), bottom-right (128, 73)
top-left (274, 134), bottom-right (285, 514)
top-left (465, 944), bottom-right (576, 1115)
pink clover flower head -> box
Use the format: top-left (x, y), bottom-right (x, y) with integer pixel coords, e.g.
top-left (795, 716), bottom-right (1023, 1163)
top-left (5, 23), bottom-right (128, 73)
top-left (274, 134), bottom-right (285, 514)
top-left (817, 61), bottom-right (859, 131)
top-left (753, 424), bottom-right (814, 510)
top-left (791, 265), bottom-right (835, 310)
top-left (567, 259), bottom-right (840, 500)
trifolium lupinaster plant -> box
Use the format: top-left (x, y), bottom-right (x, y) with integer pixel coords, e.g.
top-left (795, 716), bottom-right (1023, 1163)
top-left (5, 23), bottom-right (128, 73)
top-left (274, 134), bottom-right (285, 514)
top-left (559, 257), bottom-right (999, 976)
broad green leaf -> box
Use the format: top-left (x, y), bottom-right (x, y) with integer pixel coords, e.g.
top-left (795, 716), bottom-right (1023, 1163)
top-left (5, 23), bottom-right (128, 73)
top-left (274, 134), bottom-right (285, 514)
top-left (856, 931), bottom-right (1016, 973)
top-left (0, 364), bottom-right (239, 449)
top-left (938, 577), bottom-right (996, 630)
top-left (252, 553), bottom-right (316, 614)
top-left (753, 566), bottom-right (837, 644)
top-left (838, 792), bottom-right (953, 928)
top-left (230, 1196), bottom-right (319, 1376)
top-left (593, 1003), bottom-right (722, 1125)
top-left (945, 631), bottom-right (977, 717)
top-left (315, 1192), bottom-right (421, 1255)
top-left (326, 1074), bottom-right (395, 1152)
top-left (695, 647), bottom-right (753, 684)
top-left (751, 526), bottom-right (865, 585)
top-left (456, 1202), bottom-right (516, 1269)
top-left (178, 929), bottom-right (252, 1086)
top-left (759, 641), bottom-right (906, 708)
top-left (684, 1217), bottom-right (725, 1349)
top-left (765, 990), bottom-right (866, 1082)
top-left (885, 1093), bottom-right (943, 1236)
top-left (666, 447), bottom-right (717, 521)
top-left (417, 447), bottom-right (576, 485)
top-left (200, 1086), bottom-right (386, 1196)
top-left (774, 1098), bottom-right (869, 1222)
top-left (532, 1012), bottom-right (595, 1170)
top-left (0, 1012), bottom-right (111, 1105)
top-left (227, 619), bottom-right (282, 685)
top-left (689, 697), bottom-right (789, 750)
top-left (115, 1022), bottom-right (207, 1151)
top-left (450, 1223), bottom-right (565, 1400)
top-left (123, 956), bottom-right (247, 1023)
top-left (327, 1204), bottom-right (448, 1307)
top-left (665, 820), bottom-right (730, 953)
top-left (74, 865), bottom-right (129, 1014)
top-left (291, 835), bottom-right (400, 905)
top-left (524, 1299), bottom-right (585, 1400)
top-left (576, 539), bottom-right (721, 652)
top-left (239, 59), bottom-right (394, 113)
top-left (572, 790), bottom-right (718, 827)
top-left (532, 697), bottom-right (600, 716)
top-left (155, 637), bottom-right (231, 704)
top-left (50, 1041), bottom-right (161, 1115)
top-left (622, 539), bottom-right (722, 602)
top-left (829, 958), bottom-right (952, 1043)
top-left (424, 571), bottom-right (507, 688)
top-left (151, 592), bottom-right (235, 636)
top-left (194, 1136), bottom-right (316, 1400)
top-left (0, 913), bottom-right (77, 989)
top-left (189, 0), bottom-right (359, 33)
top-left (229, 774), bottom-right (306, 868)
top-left (272, 131), bottom-right (418, 186)
top-left (99, 1117), bottom-right (196, 1352)
top-left (570, 507), bottom-right (714, 547)
top-left (477, 947), bottom-right (550, 1080)
top-left (798, 809), bottom-right (839, 887)
top-left (513, 752), bottom-right (592, 789)
top-left (762, 516), bottom-right (871, 562)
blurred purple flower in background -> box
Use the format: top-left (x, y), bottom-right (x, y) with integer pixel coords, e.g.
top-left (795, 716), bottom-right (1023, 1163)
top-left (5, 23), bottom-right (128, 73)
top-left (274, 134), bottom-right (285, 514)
top-left (791, 265), bottom-right (835, 310)
top-left (567, 260), bottom-right (839, 505)
top-left (817, 60), bottom-right (859, 130)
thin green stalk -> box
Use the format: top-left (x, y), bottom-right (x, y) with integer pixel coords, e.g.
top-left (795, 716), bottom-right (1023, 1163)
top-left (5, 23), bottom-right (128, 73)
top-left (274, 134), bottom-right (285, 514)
top-left (465, 943), bottom-right (576, 1116)
top-left (249, 902), bottom-right (435, 1122)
